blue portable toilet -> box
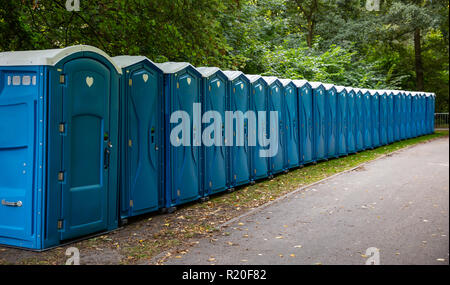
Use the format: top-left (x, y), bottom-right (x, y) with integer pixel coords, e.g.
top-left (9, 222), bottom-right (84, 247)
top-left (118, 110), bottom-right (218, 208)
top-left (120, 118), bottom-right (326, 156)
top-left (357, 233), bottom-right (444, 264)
top-left (392, 90), bottom-right (402, 142)
top-left (280, 79), bottom-right (300, 169)
top-left (246, 74), bottom-right (269, 181)
top-left (426, 92), bottom-right (435, 134)
top-left (354, 88), bottom-right (365, 151)
top-left (113, 56), bottom-right (164, 219)
top-left (262, 76), bottom-right (285, 175)
top-left (405, 91), bottom-right (412, 139)
top-left (379, 90), bottom-right (388, 145)
top-left (310, 82), bottom-right (328, 161)
top-left (197, 67), bottom-right (229, 196)
top-left (361, 89), bottom-right (373, 149)
top-left (386, 90), bottom-right (394, 143)
top-left (411, 92), bottom-right (419, 137)
top-left (345, 87), bottom-right (357, 153)
top-left (156, 62), bottom-right (203, 210)
top-left (323, 83), bottom-right (338, 158)
top-left (419, 92), bottom-right (426, 136)
top-left (335, 86), bottom-right (348, 156)
top-left (293, 80), bottom-right (314, 164)
top-left (223, 71), bottom-right (251, 187)
top-left (369, 90), bottom-right (381, 147)
top-left (0, 45), bottom-right (122, 250)
top-left (399, 91), bottom-right (407, 140)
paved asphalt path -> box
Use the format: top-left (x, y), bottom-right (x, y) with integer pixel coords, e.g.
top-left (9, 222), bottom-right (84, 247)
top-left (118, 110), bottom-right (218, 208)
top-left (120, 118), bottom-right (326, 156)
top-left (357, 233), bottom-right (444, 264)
top-left (165, 138), bottom-right (449, 265)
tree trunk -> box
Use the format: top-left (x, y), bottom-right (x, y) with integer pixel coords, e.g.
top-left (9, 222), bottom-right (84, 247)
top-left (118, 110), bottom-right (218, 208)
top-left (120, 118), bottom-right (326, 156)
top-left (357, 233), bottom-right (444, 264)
top-left (414, 28), bottom-right (424, 90)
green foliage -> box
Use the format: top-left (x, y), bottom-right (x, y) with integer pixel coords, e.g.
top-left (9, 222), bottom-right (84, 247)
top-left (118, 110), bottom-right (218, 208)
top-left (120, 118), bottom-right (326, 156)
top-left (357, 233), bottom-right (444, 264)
top-left (0, 0), bottom-right (448, 111)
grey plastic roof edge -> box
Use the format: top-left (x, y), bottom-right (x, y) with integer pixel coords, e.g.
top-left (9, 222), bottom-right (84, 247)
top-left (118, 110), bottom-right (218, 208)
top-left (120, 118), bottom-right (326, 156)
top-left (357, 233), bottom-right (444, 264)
top-left (291, 79), bottom-right (309, 88)
top-left (245, 74), bottom-right (263, 83)
top-left (261, 76), bottom-right (280, 86)
top-left (322, 83), bottom-right (336, 90)
top-left (334, 85), bottom-right (346, 92)
top-left (112, 56), bottom-right (162, 73)
top-left (196, 66), bottom-right (222, 78)
top-left (154, 62), bottom-right (196, 74)
top-left (278, 78), bottom-right (293, 87)
top-left (222, 70), bottom-right (245, 81)
top-left (0, 45), bottom-right (122, 74)
top-left (308, 81), bottom-right (324, 89)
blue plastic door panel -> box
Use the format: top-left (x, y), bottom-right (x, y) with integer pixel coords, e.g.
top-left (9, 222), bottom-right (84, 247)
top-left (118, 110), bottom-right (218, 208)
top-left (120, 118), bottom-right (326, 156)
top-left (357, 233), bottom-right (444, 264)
top-left (337, 90), bottom-right (347, 155)
top-left (380, 94), bottom-right (388, 145)
top-left (269, 84), bottom-right (284, 173)
top-left (230, 79), bottom-right (250, 185)
top-left (371, 94), bottom-right (380, 147)
top-left (327, 89), bottom-right (337, 158)
top-left (363, 93), bottom-right (372, 149)
top-left (415, 95), bottom-right (419, 137)
top-left (405, 95), bottom-right (411, 138)
top-left (314, 87), bottom-right (327, 160)
top-left (420, 95), bottom-right (426, 135)
top-left (412, 96), bottom-right (418, 137)
top-left (204, 75), bottom-right (227, 194)
top-left (387, 94), bottom-right (394, 143)
top-left (126, 66), bottom-right (161, 216)
top-left (393, 94), bottom-right (402, 141)
top-left (0, 68), bottom-right (40, 246)
top-left (170, 71), bottom-right (201, 205)
top-left (355, 92), bottom-right (364, 151)
top-left (299, 86), bottom-right (314, 163)
top-left (285, 84), bottom-right (299, 168)
top-left (347, 92), bottom-right (356, 152)
top-left (400, 94), bottom-right (406, 139)
top-left (60, 58), bottom-right (112, 240)
top-left (251, 82), bottom-right (268, 180)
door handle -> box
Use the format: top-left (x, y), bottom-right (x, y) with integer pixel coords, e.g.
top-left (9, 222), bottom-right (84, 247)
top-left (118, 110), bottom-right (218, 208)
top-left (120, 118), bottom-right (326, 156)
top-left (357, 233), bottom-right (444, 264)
top-left (2, 200), bottom-right (22, 207)
top-left (104, 145), bottom-right (111, 170)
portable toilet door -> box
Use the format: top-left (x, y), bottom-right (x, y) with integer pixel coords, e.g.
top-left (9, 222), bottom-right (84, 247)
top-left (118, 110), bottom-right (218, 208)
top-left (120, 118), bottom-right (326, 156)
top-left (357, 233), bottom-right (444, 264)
top-left (379, 91), bottom-right (388, 145)
top-left (405, 91), bottom-right (412, 139)
top-left (346, 87), bottom-right (357, 153)
top-left (310, 82), bottom-right (328, 161)
top-left (263, 76), bottom-right (285, 174)
top-left (392, 90), bottom-right (401, 142)
top-left (247, 74), bottom-right (269, 181)
top-left (362, 89), bottom-right (373, 149)
top-left (369, 90), bottom-right (380, 147)
top-left (411, 92), bottom-right (419, 137)
top-left (223, 71), bottom-right (251, 187)
top-left (386, 90), bottom-right (394, 143)
top-left (0, 45), bottom-right (122, 250)
top-left (323, 83), bottom-right (338, 158)
top-left (335, 86), bottom-right (348, 156)
top-left (197, 67), bottom-right (228, 196)
top-left (157, 62), bottom-right (202, 210)
top-left (400, 91), bottom-right (407, 139)
top-left (419, 92), bottom-right (426, 135)
top-left (431, 93), bottom-right (436, 133)
top-left (280, 79), bottom-right (300, 169)
top-left (354, 88), bottom-right (364, 151)
top-left (293, 80), bottom-right (314, 164)
top-left (424, 92), bottom-right (431, 134)
top-left (112, 56), bottom-right (163, 219)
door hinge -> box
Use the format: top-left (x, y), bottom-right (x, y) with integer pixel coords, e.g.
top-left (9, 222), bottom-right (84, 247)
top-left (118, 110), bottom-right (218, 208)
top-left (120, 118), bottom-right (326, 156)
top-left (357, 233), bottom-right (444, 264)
top-left (59, 74), bottom-right (65, 84)
top-left (57, 220), bottom-right (64, 229)
top-left (129, 200), bottom-right (133, 207)
top-left (128, 79), bottom-right (132, 86)
top-left (58, 123), bottom-right (65, 133)
top-left (128, 139), bottom-right (132, 147)
top-left (58, 171), bottom-right (65, 182)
